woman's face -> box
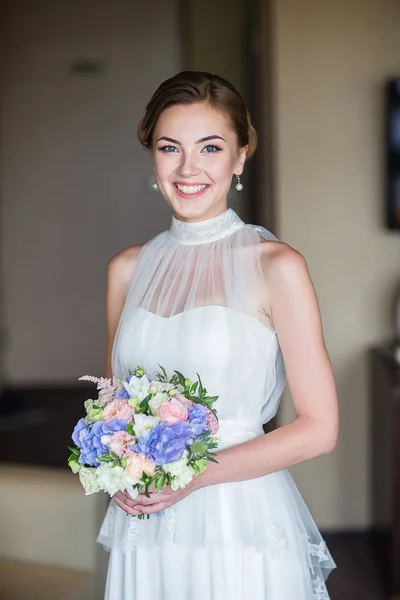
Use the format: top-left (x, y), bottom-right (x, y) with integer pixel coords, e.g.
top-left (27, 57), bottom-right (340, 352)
top-left (152, 102), bottom-right (247, 222)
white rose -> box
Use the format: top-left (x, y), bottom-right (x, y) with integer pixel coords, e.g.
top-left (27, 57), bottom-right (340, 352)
top-left (148, 392), bottom-right (169, 415)
top-left (133, 413), bottom-right (160, 438)
top-left (150, 381), bottom-right (174, 393)
top-left (123, 375), bottom-right (150, 401)
top-left (79, 467), bottom-right (101, 495)
top-left (95, 464), bottom-right (139, 497)
top-left (162, 457), bottom-right (195, 491)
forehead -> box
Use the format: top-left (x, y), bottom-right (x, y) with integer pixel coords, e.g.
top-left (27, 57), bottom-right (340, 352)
top-left (154, 103), bottom-right (236, 141)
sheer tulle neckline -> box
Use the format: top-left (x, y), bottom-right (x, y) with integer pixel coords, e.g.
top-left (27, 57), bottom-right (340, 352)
top-left (169, 208), bottom-right (245, 245)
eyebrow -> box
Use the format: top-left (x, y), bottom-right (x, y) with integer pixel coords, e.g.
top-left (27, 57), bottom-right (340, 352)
top-left (156, 135), bottom-right (226, 145)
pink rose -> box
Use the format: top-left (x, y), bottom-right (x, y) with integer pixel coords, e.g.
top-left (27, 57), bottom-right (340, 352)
top-left (157, 397), bottom-right (188, 425)
top-left (205, 408), bottom-right (219, 435)
top-left (103, 400), bottom-right (134, 424)
top-left (174, 393), bottom-right (195, 409)
top-left (108, 430), bottom-right (136, 458)
top-left (126, 453), bottom-right (156, 479)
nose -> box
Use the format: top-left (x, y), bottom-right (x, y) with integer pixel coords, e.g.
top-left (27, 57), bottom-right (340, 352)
top-left (176, 151), bottom-right (201, 178)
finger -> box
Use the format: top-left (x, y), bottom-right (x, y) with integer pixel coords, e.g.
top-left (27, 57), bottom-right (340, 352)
top-left (136, 502), bottom-right (166, 515)
top-left (133, 492), bottom-right (161, 506)
top-left (114, 493), bottom-right (142, 516)
top-left (114, 491), bottom-right (127, 504)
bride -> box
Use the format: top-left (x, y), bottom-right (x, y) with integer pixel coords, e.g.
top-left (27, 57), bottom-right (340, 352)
top-left (98, 70), bottom-right (338, 599)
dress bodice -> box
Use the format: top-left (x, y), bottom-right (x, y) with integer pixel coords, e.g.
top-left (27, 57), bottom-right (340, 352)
top-left (111, 209), bottom-right (287, 441)
top-left (113, 305), bottom-right (286, 434)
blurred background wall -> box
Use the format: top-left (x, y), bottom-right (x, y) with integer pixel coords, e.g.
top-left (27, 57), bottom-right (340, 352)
top-left (270, 0), bottom-right (400, 531)
top-left (1, 0), bottom-right (179, 385)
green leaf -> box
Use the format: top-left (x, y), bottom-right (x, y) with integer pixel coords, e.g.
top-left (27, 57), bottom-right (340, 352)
top-left (156, 365), bottom-right (168, 383)
top-left (138, 393), bottom-right (153, 413)
top-left (67, 446), bottom-right (80, 456)
top-left (190, 381), bottom-right (199, 394)
top-left (126, 423), bottom-right (135, 436)
top-left (196, 373), bottom-right (204, 397)
top-left (173, 370), bottom-right (186, 388)
top-left (97, 453), bottom-right (114, 463)
top-left (203, 396), bottom-right (218, 405)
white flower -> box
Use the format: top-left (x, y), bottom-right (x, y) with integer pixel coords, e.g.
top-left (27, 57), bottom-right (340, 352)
top-left (150, 381), bottom-right (174, 394)
top-left (79, 467), bottom-right (101, 495)
top-left (162, 457), bottom-right (195, 491)
top-left (95, 463), bottom-right (140, 497)
top-left (133, 413), bottom-right (160, 438)
top-left (123, 374), bottom-right (150, 401)
top-left (148, 391), bottom-right (169, 415)
top-left (100, 434), bottom-right (112, 446)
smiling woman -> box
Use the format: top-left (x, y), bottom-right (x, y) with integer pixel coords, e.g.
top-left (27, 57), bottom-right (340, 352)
top-left (137, 71), bottom-right (257, 222)
top-left (151, 103), bottom-right (247, 219)
top-left (98, 71), bottom-right (338, 600)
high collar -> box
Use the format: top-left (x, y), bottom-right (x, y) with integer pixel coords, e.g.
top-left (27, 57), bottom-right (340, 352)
top-left (169, 209), bottom-right (245, 245)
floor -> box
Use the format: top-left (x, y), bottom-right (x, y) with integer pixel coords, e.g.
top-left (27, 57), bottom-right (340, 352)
top-left (0, 562), bottom-right (92, 600)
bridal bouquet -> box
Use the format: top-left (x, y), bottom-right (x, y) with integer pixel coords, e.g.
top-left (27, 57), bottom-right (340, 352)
top-left (68, 366), bottom-right (219, 518)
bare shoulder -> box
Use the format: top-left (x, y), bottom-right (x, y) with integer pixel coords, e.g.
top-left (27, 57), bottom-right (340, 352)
top-left (108, 245), bottom-right (144, 288)
top-left (259, 239), bottom-right (308, 284)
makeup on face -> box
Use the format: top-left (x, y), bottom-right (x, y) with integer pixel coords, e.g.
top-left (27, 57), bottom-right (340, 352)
top-left (152, 103), bottom-right (247, 222)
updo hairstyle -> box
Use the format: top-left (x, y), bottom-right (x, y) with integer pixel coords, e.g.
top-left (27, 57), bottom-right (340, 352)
top-left (137, 71), bottom-right (257, 161)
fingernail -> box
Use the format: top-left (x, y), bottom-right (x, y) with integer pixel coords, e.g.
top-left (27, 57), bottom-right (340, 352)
top-left (134, 505), bottom-right (142, 513)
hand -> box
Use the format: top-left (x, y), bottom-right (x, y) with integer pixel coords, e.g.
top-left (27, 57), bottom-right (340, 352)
top-left (114, 481), bottom-right (196, 516)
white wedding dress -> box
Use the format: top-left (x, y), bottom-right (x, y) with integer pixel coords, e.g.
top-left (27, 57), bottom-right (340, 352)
top-left (98, 209), bottom-right (336, 599)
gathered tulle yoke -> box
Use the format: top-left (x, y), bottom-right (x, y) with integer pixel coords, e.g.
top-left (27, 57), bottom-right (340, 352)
top-left (112, 209), bottom-right (287, 446)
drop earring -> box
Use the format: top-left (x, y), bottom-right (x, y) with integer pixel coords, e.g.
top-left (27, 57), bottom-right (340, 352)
top-left (235, 175), bottom-right (243, 191)
top-left (152, 179), bottom-right (158, 191)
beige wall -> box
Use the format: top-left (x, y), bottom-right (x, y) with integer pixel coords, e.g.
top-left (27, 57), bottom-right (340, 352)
top-left (0, 0), bottom-right (180, 384)
top-left (271, 0), bottom-right (400, 529)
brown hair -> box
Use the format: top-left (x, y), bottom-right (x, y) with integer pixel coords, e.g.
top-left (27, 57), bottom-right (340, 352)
top-left (137, 71), bottom-right (257, 160)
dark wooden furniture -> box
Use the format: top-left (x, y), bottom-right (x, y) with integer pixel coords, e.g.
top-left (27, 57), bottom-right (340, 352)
top-left (370, 345), bottom-right (400, 597)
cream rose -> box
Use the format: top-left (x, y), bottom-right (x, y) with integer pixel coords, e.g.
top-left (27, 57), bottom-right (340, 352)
top-left (126, 453), bottom-right (156, 479)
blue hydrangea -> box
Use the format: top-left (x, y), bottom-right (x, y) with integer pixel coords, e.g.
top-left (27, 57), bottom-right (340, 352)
top-left (188, 404), bottom-right (208, 436)
top-left (72, 418), bottom-right (127, 466)
top-left (134, 421), bottom-right (194, 465)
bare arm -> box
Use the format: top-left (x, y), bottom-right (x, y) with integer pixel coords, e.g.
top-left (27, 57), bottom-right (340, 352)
top-left (193, 243), bottom-right (339, 489)
top-left (104, 245), bottom-right (143, 378)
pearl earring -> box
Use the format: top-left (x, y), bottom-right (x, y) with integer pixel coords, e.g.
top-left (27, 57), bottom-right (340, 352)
top-left (235, 175), bottom-right (243, 191)
top-left (152, 179), bottom-right (158, 191)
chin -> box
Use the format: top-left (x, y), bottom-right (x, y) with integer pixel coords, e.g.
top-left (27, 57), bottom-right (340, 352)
top-left (171, 199), bottom-right (226, 223)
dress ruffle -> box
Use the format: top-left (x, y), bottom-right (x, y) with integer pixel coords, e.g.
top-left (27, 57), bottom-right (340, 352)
top-left (98, 469), bottom-right (334, 599)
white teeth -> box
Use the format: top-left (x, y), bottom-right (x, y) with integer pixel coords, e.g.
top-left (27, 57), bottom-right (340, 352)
top-left (176, 184), bottom-right (208, 194)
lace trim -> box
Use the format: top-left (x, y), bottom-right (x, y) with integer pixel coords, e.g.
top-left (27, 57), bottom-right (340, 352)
top-left (169, 208), bottom-right (245, 245)
top-left (264, 517), bottom-right (287, 550)
top-left (122, 516), bottom-right (140, 552)
top-left (309, 539), bottom-right (330, 563)
top-left (312, 576), bottom-right (330, 600)
top-left (157, 508), bottom-right (176, 547)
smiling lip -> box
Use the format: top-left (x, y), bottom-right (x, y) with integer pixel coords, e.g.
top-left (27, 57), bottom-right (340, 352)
top-left (173, 182), bottom-right (210, 199)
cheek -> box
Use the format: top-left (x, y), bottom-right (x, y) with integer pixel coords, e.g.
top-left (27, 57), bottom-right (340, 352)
top-left (153, 154), bottom-right (177, 178)
top-left (207, 154), bottom-right (237, 182)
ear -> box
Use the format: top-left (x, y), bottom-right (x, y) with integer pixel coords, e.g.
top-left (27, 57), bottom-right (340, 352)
top-left (234, 145), bottom-right (248, 176)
